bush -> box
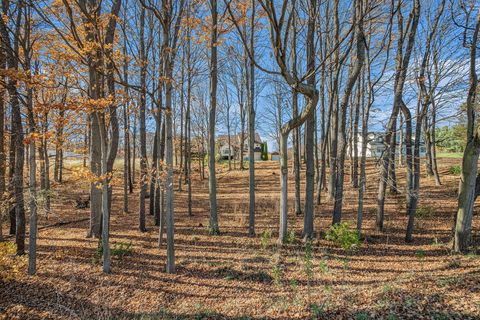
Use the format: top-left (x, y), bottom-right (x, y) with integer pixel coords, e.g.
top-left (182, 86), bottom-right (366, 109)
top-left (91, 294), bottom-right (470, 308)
top-left (310, 303), bottom-right (325, 318)
top-left (354, 312), bottom-right (370, 320)
top-left (260, 230), bottom-right (272, 250)
top-left (285, 229), bottom-right (296, 244)
top-left (448, 165), bottom-right (461, 175)
top-left (0, 242), bottom-right (25, 281)
top-left (95, 241), bottom-right (133, 261)
top-left (216, 266), bottom-right (272, 283)
top-left (325, 223), bottom-right (360, 253)
top-left (416, 206), bottom-right (435, 218)
top-left (111, 242), bottom-right (133, 257)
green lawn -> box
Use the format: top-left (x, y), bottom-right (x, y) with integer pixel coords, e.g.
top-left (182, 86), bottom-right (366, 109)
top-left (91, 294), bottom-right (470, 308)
top-left (436, 152), bottom-right (463, 158)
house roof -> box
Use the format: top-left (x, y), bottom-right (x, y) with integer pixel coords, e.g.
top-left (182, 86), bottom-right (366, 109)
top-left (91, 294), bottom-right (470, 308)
top-left (217, 133), bottom-right (263, 146)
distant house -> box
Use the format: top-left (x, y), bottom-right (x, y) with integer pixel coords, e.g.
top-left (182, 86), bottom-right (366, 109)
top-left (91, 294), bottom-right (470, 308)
top-left (347, 132), bottom-right (426, 159)
top-left (217, 133), bottom-right (264, 161)
top-left (271, 151), bottom-right (280, 161)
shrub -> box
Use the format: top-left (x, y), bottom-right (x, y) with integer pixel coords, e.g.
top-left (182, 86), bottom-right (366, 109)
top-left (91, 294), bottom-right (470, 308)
top-left (215, 266), bottom-right (272, 283)
top-left (304, 241), bottom-right (314, 280)
top-left (0, 242), bottom-right (25, 281)
top-left (416, 206), bottom-right (435, 218)
top-left (95, 241), bottom-right (133, 261)
top-left (111, 242), bottom-right (133, 257)
top-left (271, 254), bottom-right (283, 286)
top-left (354, 312), bottom-right (370, 320)
top-left (285, 229), bottom-right (296, 244)
top-left (319, 259), bottom-right (329, 274)
top-left (415, 249), bottom-right (426, 259)
top-left (325, 223), bottom-right (360, 253)
top-left (448, 165), bottom-right (461, 175)
top-left (447, 260), bottom-right (461, 269)
top-left (260, 230), bottom-right (272, 250)
top-left (310, 303), bottom-right (325, 319)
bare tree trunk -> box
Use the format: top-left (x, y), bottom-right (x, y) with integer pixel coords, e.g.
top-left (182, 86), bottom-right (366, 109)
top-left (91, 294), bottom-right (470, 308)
top-left (186, 19), bottom-right (192, 216)
top-left (352, 84), bottom-right (360, 188)
top-left (333, 0), bottom-right (365, 225)
top-left (425, 98), bottom-right (441, 185)
top-left (138, 5), bottom-right (147, 233)
top-left (453, 8), bottom-right (480, 253)
top-left (99, 114), bottom-right (111, 274)
top-left (178, 52), bottom-right (185, 191)
top-left (132, 114), bottom-right (137, 186)
top-left (406, 0), bottom-right (445, 242)
top-left (8, 111), bottom-right (16, 236)
top-left (165, 68), bottom-right (176, 273)
top-left (328, 0), bottom-right (341, 202)
top-left (376, 0), bottom-right (419, 232)
top-left (26, 53), bottom-right (37, 274)
top-left (54, 109), bottom-right (65, 183)
top-left (208, 0), bottom-right (219, 235)
top-left (150, 126), bottom-right (159, 216)
top-left (293, 94), bottom-right (302, 216)
top-left (278, 133), bottom-right (289, 243)
top-left (89, 114), bottom-right (102, 238)
top-left (123, 100), bottom-right (129, 213)
top-left (430, 100), bottom-right (441, 185)
top-left (357, 70), bottom-right (368, 235)
top-left (388, 122), bottom-right (398, 194)
top-left (291, 13), bottom-right (301, 216)
top-left (247, 0), bottom-right (256, 237)
top-left (398, 113), bottom-right (404, 167)
top-left (303, 0), bottom-right (318, 239)
top-left (0, 5), bottom-right (24, 251)
top-left (122, 35), bottom-right (130, 212)
top-left (0, 42), bottom-right (5, 242)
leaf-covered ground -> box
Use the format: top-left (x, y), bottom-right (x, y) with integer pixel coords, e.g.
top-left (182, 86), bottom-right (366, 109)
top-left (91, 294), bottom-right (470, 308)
top-left (1, 159), bottom-right (479, 319)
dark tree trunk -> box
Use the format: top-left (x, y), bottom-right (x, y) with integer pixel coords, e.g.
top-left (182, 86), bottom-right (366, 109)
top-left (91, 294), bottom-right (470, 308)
top-left (138, 5), bottom-right (147, 233)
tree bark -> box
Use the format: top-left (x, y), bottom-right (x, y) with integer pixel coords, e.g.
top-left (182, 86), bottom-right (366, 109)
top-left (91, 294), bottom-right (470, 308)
top-left (208, 0), bottom-right (219, 235)
top-left (454, 9), bottom-right (480, 253)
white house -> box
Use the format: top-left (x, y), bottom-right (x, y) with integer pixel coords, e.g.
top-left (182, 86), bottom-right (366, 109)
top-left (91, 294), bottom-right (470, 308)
top-left (347, 132), bottom-right (426, 159)
top-left (217, 133), bottom-right (263, 161)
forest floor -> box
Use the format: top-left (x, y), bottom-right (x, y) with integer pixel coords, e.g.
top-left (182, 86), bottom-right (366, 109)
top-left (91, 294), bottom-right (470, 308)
top-left (1, 158), bottom-right (480, 320)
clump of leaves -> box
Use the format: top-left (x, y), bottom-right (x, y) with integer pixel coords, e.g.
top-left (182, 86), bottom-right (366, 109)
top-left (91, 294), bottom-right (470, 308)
top-left (304, 241), bottom-right (314, 281)
top-left (260, 230), bottom-right (272, 250)
top-left (319, 259), bottom-right (329, 274)
top-left (416, 206), bottom-right (435, 218)
top-left (289, 279), bottom-right (298, 290)
top-left (310, 303), bottom-right (325, 319)
top-left (448, 165), bottom-right (461, 175)
top-left (354, 312), bottom-right (370, 320)
top-left (447, 259), bottom-right (461, 269)
top-left (415, 249), bottom-right (426, 259)
top-left (215, 266), bottom-right (272, 283)
top-left (285, 229), bottom-right (296, 244)
top-left (0, 242), bottom-right (25, 281)
top-left (304, 241), bottom-right (314, 301)
top-left (271, 254), bottom-right (283, 286)
top-left (191, 235), bottom-right (200, 244)
top-left (325, 223), bottom-right (360, 253)
top-left (111, 242), bottom-right (133, 257)
top-left (95, 241), bottom-right (133, 262)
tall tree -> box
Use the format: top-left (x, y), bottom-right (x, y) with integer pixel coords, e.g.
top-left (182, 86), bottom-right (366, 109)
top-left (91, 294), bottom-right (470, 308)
top-left (138, 4), bottom-right (148, 233)
top-left (208, 0), bottom-right (220, 234)
top-left (0, 0), bottom-right (25, 255)
top-left (332, 0), bottom-right (365, 225)
top-left (376, 0), bottom-right (420, 232)
top-left (453, 4), bottom-right (480, 253)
